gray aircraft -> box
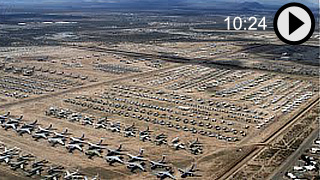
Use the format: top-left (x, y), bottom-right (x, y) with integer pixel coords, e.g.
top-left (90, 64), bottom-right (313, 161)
top-left (188, 138), bottom-right (202, 148)
top-left (87, 139), bottom-right (106, 151)
top-left (47, 165), bottom-right (65, 175)
top-left (70, 134), bottom-right (87, 144)
top-left (127, 149), bottom-right (147, 162)
top-left (25, 166), bottom-right (44, 177)
top-left (17, 154), bottom-right (35, 161)
top-left (105, 155), bottom-right (125, 166)
top-left (37, 124), bottom-right (55, 133)
top-left (85, 149), bottom-right (103, 159)
top-left (126, 162), bottom-right (146, 172)
top-left (124, 123), bottom-right (136, 132)
top-left (107, 144), bottom-right (124, 156)
top-left (149, 156), bottom-right (170, 170)
top-left (154, 170), bottom-right (176, 180)
top-left (48, 129), bottom-right (69, 146)
top-left (33, 124), bottom-right (54, 141)
top-left (0, 112), bottom-right (10, 123)
top-left (48, 136), bottom-right (66, 147)
top-left (94, 118), bottom-right (108, 129)
top-left (32, 131), bottom-right (51, 141)
top-left (2, 116), bottom-right (23, 130)
top-left (0, 154), bottom-right (15, 163)
top-left (16, 120), bottom-right (38, 136)
top-left (1, 146), bottom-right (20, 155)
top-left (32, 159), bottom-right (49, 168)
top-left (66, 143), bottom-right (84, 153)
top-left (85, 174), bottom-right (100, 180)
top-left (63, 169), bottom-right (85, 180)
top-left (171, 137), bottom-right (185, 150)
top-left (42, 172), bottom-right (61, 180)
top-left (9, 159), bottom-right (28, 170)
top-left (53, 129), bottom-right (70, 138)
top-left (6, 115), bottom-right (23, 124)
top-left (178, 163), bottom-right (199, 178)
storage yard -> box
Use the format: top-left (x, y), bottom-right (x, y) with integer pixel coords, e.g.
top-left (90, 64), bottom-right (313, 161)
top-left (0, 4), bottom-right (319, 180)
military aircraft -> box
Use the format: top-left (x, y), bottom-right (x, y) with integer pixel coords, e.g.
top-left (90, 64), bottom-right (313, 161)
top-left (126, 162), bottom-right (146, 172)
top-left (0, 112), bottom-right (10, 123)
top-left (33, 124), bottom-right (54, 141)
top-left (107, 144), bottom-right (124, 156)
top-left (32, 131), bottom-right (51, 141)
top-left (9, 159), bottom-right (28, 170)
top-left (47, 165), bottom-right (65, 175)
top-left (84, 174), bottom-right (100, 180)
top-left (154, 134), bottom-right (168, 146)
top-left (37, 124), bottom-right (55, 133)
top-left (87, 139), bottom-right (106, 151)
top-left (65, 143), bottom-right (84, 153)
top-left (48, 136), bottom-right (66, 147)
top-left (105, 155), bottom-right (125, 166)
top-left (32, 159), bottom-right (49, 168)
top-left (127, 149), bottom-right (147, 162)
top-left (2, 116), bottom-right (23, 130)
top-left (171, 137), bottom-right (185, 150)
top-left (64, 169), bottom-right (86, 180)
top-left (16, 120), bottom-right (38, 136)
top-left (85, 149), bottom-right (103, 159)
top-left (70, 134), bottom-right (87, 144)
top-left (48, 129), bottom-right (69, 146)
top-left (7, 115), bottom-right (23, 124)
top-left (188, 138), bottom-right (202, 148)
top-left (41, 172), bottom-right (61, 180)
top-left (53, 129), bottom-right (70, 138)
top-left (25, 166), bottom-right (44, 177)
top-left (0, 146), bottom-right (20, 155)
top-left (149, 156), bottom-right (171, 170)
top-left (154, 169), bottom-right (176, 180)
top-left (94, 118), bottom-right (108, 129)
top-left (0, 154), bottom-right (15, 163)
top-left (178, 163), bottom-right (200, 178)
top-left (17, 154), bottom-right (35, 161)
top-left (124, 123), bottom-right (136, 132)
top-left (82, 116), bottom-right (94, 126)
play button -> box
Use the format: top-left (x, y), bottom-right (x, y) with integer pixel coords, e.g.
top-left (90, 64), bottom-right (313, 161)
top-left (289, 12), bottom-right (304, 35)
top-left (274, 3), bottom-right (315, 45)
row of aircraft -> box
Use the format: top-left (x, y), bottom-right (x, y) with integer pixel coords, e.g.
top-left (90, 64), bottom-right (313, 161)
top-left (0, 112), bottom-right (201, 179)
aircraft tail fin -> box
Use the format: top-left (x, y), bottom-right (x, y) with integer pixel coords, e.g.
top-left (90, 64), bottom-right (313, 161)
top-left (139, 148), bottom-right (144, 156)
top-left (98, 139), bottom-right (103, 145)
top-left (117, 144), bottom-right (122, 151)
top-left (160, 155), bottom-right (166, 163)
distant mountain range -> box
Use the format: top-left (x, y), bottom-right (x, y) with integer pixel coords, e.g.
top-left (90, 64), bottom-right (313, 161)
top-left (0, 0), bottom-right (318, 10)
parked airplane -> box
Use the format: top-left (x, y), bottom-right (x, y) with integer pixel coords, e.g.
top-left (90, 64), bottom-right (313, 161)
top-left (150, 156), bottom-right (170, 170)
top-left (154, 170), bottom-right (176, 180)
top-left (126, 162), bottom-right (146, 172)
top-left (107, 144), bottom-right (124, 156)
top-left (178, 163), bottom-right (199, 178)
top-left (105, 155), bottom-right (125, 166)
top-left (87, 139), bottom-right (106, 151)
top-left (127, 149), bottom-right (147, 162)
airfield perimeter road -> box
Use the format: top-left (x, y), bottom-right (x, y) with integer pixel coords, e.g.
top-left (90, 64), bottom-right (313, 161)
top-left (217, 97), bottom-right (320, 180)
